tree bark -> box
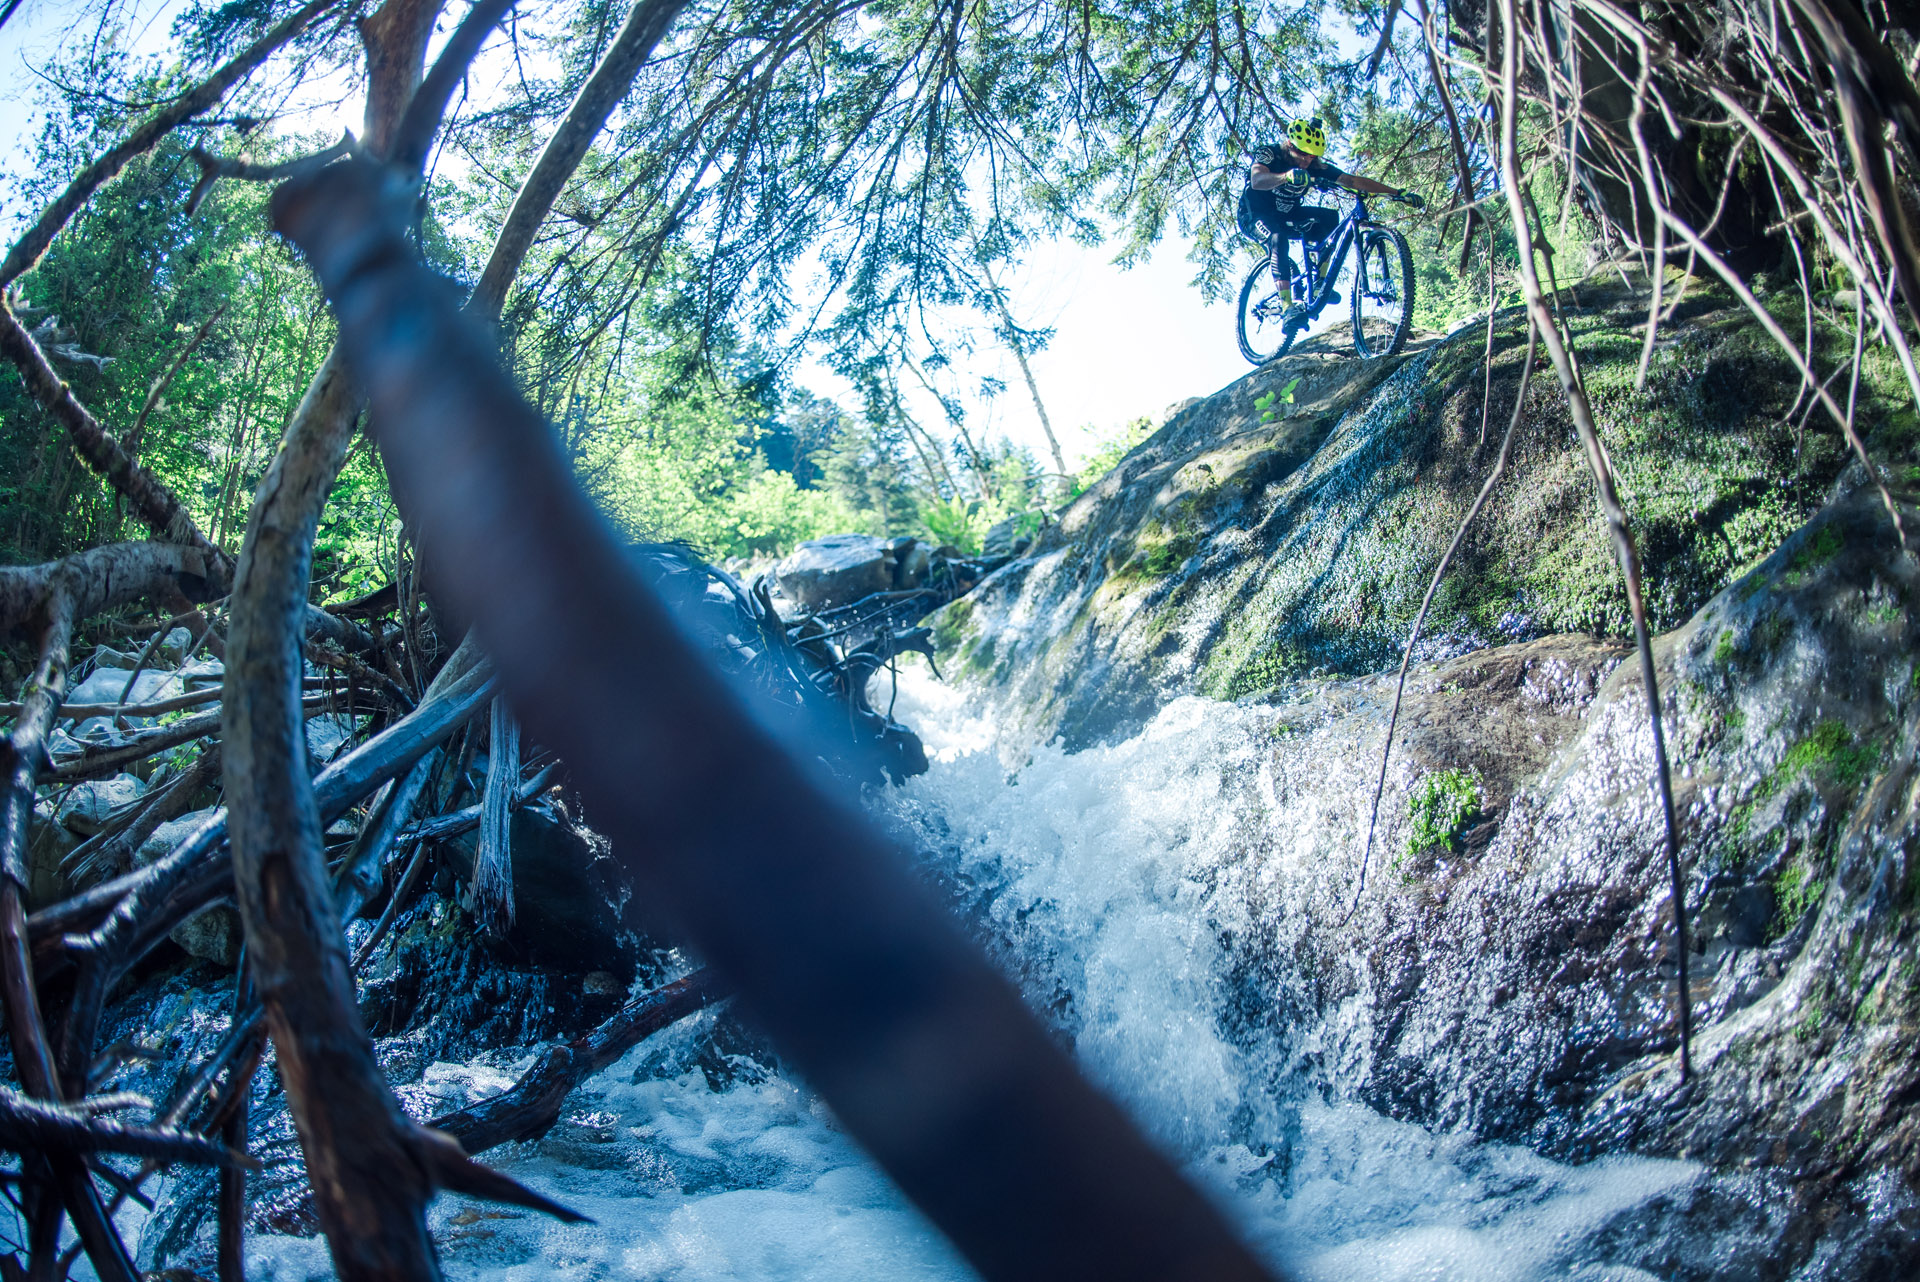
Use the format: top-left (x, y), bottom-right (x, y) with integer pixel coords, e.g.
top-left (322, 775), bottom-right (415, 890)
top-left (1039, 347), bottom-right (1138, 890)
top-left (223, 350), bottom-right (448, 1279)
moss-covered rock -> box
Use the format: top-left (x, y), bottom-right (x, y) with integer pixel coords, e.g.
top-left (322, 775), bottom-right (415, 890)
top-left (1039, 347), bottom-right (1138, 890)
top-left (942, 273), bottom-right (1912, 754)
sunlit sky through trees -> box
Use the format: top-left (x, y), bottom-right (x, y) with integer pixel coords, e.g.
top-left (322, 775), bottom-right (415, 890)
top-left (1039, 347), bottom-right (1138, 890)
top-left (0, 0), bottom-right (1374, 473)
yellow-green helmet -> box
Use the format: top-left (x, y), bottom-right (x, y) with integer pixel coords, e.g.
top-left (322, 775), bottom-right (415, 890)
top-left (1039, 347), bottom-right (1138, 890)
top-left (1287, 117), bottom-right (1328, 157)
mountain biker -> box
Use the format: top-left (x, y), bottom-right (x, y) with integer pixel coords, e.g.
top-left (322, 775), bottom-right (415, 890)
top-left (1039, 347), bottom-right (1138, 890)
top-left (1238, 118), bottom-right (1424, 326)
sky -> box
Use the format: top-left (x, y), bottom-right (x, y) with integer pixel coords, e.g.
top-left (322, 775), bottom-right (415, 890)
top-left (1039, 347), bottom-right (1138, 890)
top-left (0, 0), bottom-right (1268, 472)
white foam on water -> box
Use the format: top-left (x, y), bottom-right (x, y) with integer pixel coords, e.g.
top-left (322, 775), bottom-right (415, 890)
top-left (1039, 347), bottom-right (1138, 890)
top-left (233, 664), bottom-right (1697, 1281)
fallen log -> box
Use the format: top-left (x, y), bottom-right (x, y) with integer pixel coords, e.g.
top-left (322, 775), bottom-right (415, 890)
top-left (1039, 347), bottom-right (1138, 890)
top-left (430, 969), bottom-right (723, 1153)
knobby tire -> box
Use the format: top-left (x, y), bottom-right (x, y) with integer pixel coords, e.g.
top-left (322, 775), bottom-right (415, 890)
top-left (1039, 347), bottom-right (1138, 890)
top-left (1237, 260), bottom-right (1300, 365)
top-left (1351, 226), bottom-right (1415, 360)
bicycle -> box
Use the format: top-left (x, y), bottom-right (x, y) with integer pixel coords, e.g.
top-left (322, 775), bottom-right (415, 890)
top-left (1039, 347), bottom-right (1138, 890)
top-left (1236, 179), bottom-right (1417, 365)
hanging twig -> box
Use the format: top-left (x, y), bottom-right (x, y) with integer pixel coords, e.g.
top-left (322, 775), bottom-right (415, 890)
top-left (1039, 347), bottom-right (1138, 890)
top-left (1494, 0), bottom-right (1693, 1079)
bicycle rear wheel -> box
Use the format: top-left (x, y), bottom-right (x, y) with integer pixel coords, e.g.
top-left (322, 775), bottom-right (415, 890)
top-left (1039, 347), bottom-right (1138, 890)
top-left (1237, 260), bottom-right (1300, 365)
top-left (1351, 226), bottom-right (1414, 360)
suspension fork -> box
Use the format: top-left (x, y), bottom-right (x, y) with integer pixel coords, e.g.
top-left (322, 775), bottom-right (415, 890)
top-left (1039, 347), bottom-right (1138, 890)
top-left (1312, 216), bottom-right (1361, 302)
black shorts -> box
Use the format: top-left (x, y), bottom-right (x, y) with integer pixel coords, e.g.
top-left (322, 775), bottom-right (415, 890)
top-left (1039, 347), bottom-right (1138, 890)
top-left (1258, 206), bottom-right (1338, 275)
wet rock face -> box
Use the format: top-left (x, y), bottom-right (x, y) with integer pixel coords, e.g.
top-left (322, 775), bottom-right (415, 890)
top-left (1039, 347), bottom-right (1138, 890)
top-left (1123, 490), bottom-right (1919, 1278)
top-left (939, 281), bottom-right (1878, 756)
top-left (935, 272), bottom-right (1920, 1274)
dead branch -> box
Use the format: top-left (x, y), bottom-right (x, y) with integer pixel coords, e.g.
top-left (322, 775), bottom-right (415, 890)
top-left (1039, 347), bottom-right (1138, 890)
top-left (0, 678), bottom-right (330, 722)
top-left (332, 750), bottom-right (436, 921)
top-left (126, 307), bottom-right (228, 458)
top-left (468, 0), bottom-right (693, 319)
top-left (61, 749), bottom-right (220, 886)
top-left (403, 759), bottom-right (555, 843)
top-left (273, 153), bottom-right (1283, 1282)
top-left (187, 134), bottom-right (357, 216)
top-left (1494, 0), bottom-right (1693, 1079)
top-left (431, 969), bottom-right (722, 1152)
top-left (471, 697), bottom-right (517, 933)
top-left (389, 0), bottom-right (519, 172)
top-left (0, 1087), bottom-right (251, 1169)
top-left (222, 337), bottom-right (472, 1277)
top-left (45, 695), bottom-right (330, 784)
top-left (0, 305), bottom-right (232, 580)
top-left (0, 544), bottom-right (217, 642)
top-left (1, 555), bottom-right (151, 1281)
top-left (302, 603), bottom-right (379, 654)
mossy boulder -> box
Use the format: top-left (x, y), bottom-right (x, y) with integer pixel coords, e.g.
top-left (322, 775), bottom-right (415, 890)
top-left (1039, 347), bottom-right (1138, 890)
top-left (937, 274), bottom-right (1912, 754)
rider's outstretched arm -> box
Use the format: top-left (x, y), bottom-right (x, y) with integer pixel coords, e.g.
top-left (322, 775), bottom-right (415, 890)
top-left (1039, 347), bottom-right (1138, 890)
top-left (1338, 173), bottom-right (1404, 196)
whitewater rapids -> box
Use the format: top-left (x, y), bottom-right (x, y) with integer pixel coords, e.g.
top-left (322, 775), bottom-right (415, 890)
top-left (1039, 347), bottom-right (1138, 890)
top-left (243, 665), bottom-right (1698, 1282)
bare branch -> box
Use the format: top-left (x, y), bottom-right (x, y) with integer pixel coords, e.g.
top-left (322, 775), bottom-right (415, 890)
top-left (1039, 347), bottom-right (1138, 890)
top-left (468, 0), bottom-right (692, 318)
top-left (0, 1087), bottom-right (253, 1169)
top-left (390, 0), bottom-right (520, 172)
top-left (186, 135), bottom-right (356, 216)
top-left (1494, 0), bottom-right (1693, 1079)
top-left (430, 969), bottom-right (722, 1153)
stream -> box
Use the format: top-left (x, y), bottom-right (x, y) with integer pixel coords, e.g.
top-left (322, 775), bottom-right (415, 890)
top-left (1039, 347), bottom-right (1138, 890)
top-left (228, 666), bottom-right (1704, 1281)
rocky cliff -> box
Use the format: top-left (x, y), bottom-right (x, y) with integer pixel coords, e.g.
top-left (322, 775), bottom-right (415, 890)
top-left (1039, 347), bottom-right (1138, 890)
top-left (933, 277), bottom-right (1920, 1278)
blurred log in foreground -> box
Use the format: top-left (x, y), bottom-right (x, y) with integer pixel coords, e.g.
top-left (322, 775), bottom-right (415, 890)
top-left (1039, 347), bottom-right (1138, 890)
top-left (272, 155), bottom-right (1283, 1282)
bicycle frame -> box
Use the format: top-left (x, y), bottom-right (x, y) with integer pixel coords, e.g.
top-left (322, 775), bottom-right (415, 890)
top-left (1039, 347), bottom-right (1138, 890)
top-left (1272, 183), bottom-right (1373, 316)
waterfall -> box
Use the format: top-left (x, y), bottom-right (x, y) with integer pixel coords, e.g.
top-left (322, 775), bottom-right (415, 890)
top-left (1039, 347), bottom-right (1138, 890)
top-left (238, 668), bottom-right (1699, 1282)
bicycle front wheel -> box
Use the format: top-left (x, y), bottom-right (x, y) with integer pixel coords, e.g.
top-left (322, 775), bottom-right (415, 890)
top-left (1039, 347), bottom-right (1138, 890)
top-left (1237, 260), bottom-right (1299, 365)
top-left (1351, 226), bottom-right (1415, 360)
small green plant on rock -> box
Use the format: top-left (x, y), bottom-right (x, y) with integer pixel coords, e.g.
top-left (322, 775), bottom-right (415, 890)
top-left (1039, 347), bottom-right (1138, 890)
top-left (1405, 768), bottom-right (1483, 863)
top-left (1252, 377), bottom-right (1301, 423)
top-left (1773, 852), bottom-right (1826, 939)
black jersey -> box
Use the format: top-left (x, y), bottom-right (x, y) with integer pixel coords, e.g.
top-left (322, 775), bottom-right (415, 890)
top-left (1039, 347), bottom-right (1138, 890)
top-left (1243, 145), bottom-right (1350, 218)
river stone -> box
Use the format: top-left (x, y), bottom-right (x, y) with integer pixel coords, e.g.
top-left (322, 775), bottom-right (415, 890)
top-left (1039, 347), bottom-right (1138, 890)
top-left (87, 646), bottom-right (140, 670)
top-left (305, 714), bottom-right (355, 763)
top-left (57, 776), bottom-right (146, 835)
top-left (981, 517), bottom-right (1031, 559)
top-left (67, 667), bottom-right (178, 708)
top-left (774, 534), bottom-right (894, 613)
top-left (171, 906), bottom-right (241, 968)
top-left (155, 627), bottom-right (195, 663)
top-left (135, 812), bottom-right (215, 866)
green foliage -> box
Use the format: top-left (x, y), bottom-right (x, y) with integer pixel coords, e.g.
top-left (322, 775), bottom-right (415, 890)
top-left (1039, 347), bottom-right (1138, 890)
top-left (1, 132), bottom-right (335, 566)
top-left (1253, 377), bottom-right (1301, 422)
top-left (1075, 416), bottom-right (1154, 494)
top-left (923, 495), bottom-right (987, 555)
top-left (1778, 721), bottom-right (1880, 792)
top-left (1774, 854), bottom-right (1826, 939)
top-left (1789, 524), bottom-right (1845, 578)
top-left (1405, 769), bottom-right (1483, 861)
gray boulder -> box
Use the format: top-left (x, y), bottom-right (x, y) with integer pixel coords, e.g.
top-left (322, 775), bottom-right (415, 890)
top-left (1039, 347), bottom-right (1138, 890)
top-left (981, 515), bottom-right (1040, 560)
top-left (135, 812), bottom-right (215, 866)
top-left (57, 776), bottom-right (146, 836)
top-left (774, 534), bottom-right (894, 613)
top-left (893, 539), bottom-right (933, 590)
top-left (171, 907), bottom-right (242, 968)
top-left (67, 667), bottom-right (179, 708)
